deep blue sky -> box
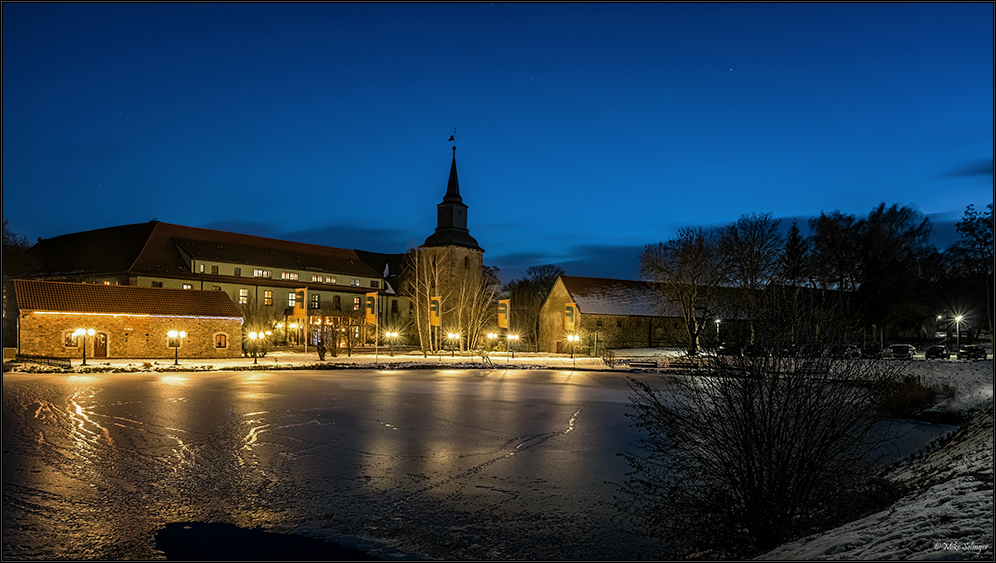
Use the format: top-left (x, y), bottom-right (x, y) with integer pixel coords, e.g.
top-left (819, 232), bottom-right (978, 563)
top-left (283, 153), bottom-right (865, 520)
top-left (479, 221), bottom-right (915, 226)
top-left (3, 2), bottom-right (993, 283)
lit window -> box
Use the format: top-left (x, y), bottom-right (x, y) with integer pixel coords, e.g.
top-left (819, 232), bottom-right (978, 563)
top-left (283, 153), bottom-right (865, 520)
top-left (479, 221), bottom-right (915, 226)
top-left (65, 332), bottom-right (79, 347)
top-left (103, 281), bottom-right (111, 285)
top-left (264, 290), bottom-right (273, 306)
top-left (182, 284), bottom-right (193, 290)
top-left (212, 285), bottom-right (222, 291)
top-left (282, 272), bottom-right (299, 281)
top-left (238, 288), bottom-right (249, 304)
top-left (199, 264), bottom-right (205, 273)
top-left (353, 297), bottom-right (361, 310)
top-left (351, 278), bottom-right (360, 286)
top-left (288, 292), bottom-right (296, 307)
top-left (326, 276), bottom-right (336, 284)
top-left (312, 275), bottom-right (321, 282)
top-left (253, 269), bottom-right (271, 278)
top-left (310, 294), bottom-right (320, 309)
top-left (215, 334), bottom-right (228, 349)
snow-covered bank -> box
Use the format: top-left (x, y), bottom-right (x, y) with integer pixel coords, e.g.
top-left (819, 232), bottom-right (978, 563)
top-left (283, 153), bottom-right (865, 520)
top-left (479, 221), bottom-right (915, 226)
top-left (759, 360), bottom-right (994, 561)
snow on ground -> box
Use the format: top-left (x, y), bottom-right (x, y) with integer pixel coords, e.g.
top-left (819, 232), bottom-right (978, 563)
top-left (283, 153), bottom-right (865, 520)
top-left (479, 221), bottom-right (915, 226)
top-left (759, 359), bottom-right (994, 561)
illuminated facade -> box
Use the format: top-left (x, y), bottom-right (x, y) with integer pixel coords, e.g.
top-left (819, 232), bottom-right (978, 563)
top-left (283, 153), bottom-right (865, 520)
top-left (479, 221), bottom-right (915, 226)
top-left (538, 276), bottom-right (686, 354)
top-left (13, 279), bottom-right (244, 359)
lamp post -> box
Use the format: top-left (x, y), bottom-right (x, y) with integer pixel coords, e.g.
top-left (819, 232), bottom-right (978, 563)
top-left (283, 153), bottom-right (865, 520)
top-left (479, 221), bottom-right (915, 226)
top-left (567, 333), bottom-right (579, 360)
top-left (74, 328), bottom-right (95, 366)
top-left (508, 334), bottom-right (519, 360)
top-left (715, 318), bottom-right (722, 343)
top-left (447, 333), bottom-right (460, 357)
top-left (248, 331), bottom-right (259, 364)
top-left (955, 315), bottom-right (964, 352)
top-left (386, 331), bottom-right (399, 356)
top-left (167, 330), bottom-right (187, 365)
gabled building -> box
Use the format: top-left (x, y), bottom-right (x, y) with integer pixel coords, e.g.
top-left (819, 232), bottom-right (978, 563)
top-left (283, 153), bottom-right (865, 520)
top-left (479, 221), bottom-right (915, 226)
top-left (23, 221), bottom-right (406, 344)
top-left (538, 275), bottom-right (687, 354)
top-left (13, 279), bottom-right (244, 360)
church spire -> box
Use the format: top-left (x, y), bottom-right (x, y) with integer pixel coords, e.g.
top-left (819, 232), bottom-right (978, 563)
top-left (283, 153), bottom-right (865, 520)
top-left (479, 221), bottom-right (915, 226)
top-left (422, 143), bottom-right (482, 251)
top-left (443, 146), bottom-right (462, 203)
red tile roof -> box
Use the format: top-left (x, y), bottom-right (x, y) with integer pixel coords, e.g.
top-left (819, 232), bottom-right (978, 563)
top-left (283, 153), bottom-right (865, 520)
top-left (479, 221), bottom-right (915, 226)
top-left (14, 279), bottom-right (243, 318)
top-left (28, 221), bottom-right (382, 280)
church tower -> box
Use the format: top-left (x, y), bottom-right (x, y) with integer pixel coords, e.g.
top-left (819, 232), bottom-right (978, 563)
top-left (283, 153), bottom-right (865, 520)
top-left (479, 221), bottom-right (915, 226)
top-left (418, 145), bottom-right (485, 339)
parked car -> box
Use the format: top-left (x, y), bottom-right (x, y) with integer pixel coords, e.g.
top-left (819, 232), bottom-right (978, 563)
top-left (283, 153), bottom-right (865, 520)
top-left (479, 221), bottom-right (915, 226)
top-left (925, 345), bottom-right (950, 359)
top-left (861, 346), bottom-right (884, 359)
top-left (888, 343), bottom-right (916, 360)
top-left (957, 345), bottom-right (988, 360)
top-left (830, 344), bottom-right (861, 359)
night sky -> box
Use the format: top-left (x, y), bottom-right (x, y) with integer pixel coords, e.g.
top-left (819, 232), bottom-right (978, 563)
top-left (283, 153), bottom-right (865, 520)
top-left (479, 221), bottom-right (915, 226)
top-left (3, 3), bottom-right (993, 282)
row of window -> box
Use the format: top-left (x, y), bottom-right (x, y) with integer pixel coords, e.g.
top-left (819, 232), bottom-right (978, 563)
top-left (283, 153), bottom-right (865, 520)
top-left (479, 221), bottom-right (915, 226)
top-left (194, 263), bottom-right (378, 288)
top-left (237, 289), bottom-right (364, 311)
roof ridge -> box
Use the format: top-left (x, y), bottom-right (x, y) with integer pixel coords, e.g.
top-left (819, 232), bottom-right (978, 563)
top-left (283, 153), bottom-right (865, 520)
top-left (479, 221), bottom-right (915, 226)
top-left (126, 221), bottom-right (160, 273)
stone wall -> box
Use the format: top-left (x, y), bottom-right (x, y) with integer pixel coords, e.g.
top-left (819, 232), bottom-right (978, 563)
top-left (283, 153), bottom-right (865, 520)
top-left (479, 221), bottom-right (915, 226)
top-left (18, 312), bottom-right (243, 359)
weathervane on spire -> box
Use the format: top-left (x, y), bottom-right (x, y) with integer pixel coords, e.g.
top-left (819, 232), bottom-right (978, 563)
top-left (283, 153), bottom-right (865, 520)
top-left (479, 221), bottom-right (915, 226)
top-left (448, 128), bottom-right (456, 151)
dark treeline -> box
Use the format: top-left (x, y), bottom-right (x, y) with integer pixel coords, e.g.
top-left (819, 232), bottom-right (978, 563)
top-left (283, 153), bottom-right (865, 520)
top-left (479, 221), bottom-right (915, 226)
top-left (640, 203), bottom-right (994, 355)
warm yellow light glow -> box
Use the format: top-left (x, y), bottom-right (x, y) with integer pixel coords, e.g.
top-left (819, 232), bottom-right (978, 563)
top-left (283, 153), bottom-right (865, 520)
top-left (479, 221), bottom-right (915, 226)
top-left (508, 334), bottom-right (519, 341)
top-left (168, 330), bottom-right (179, 338)
top-left (447, 333), bottom-right (460, 340)
top-left (488, 332), bottom-right (497, 339)
top-left (179, 331), bottom-right (187, 338)
top-left (955, 315), bottom-right (964, 323)
top-left (249, 332), bottom-right (258, 340)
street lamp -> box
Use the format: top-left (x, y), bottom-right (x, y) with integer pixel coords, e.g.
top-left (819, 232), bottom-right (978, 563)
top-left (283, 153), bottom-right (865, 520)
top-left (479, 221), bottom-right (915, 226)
top-left (714, 318), bottom-right (722, 342)
top-left (507, 334), bottom-right (519, 360)
top-left (447, 332), bottom-right (460, 357)
top-left (955, 315), bottom-right (964, 352)
top-left (74, 328), bottom-right (95, 366)
top-left (385, 331), bottom-right (399, 356)
top-left (167, 330), bottom-right (187, 365)
top-left (248, 331), bottom-right (261, 364)
top-left (567, 334), bottom-right (579, 359)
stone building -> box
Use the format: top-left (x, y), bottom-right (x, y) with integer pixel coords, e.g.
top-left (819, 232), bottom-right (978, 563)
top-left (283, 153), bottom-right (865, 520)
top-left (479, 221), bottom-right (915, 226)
top-left (20, 219), bottom-right (404, 346)
top-left (408, 146), bottom-right (489, 350)
top-left (13, 279), bottom-right (243, 360)
top-left (537, 275), bottom-right (687, 354)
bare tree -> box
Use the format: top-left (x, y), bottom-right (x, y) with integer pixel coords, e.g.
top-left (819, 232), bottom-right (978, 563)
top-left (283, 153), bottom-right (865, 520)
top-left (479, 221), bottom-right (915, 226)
top-left (640, 227), bottom-right (728, 355)
top-left (947, 203), bottom-right (994, 337)
top-left (235, 293), bottom-right (280, 357)
top-left (720, 212), bottom-right (783, 343)
top-left (616, 300), bottom-right (906, 558)
top-left (401, 247), bottom-right (444, 354)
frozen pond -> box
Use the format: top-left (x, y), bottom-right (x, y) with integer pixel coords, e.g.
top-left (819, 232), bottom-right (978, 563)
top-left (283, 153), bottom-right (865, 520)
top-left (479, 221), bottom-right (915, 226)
top-left (1, 368), bottom-right (956, 560)
top-left (2, 369), bottom-right (668, 560)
